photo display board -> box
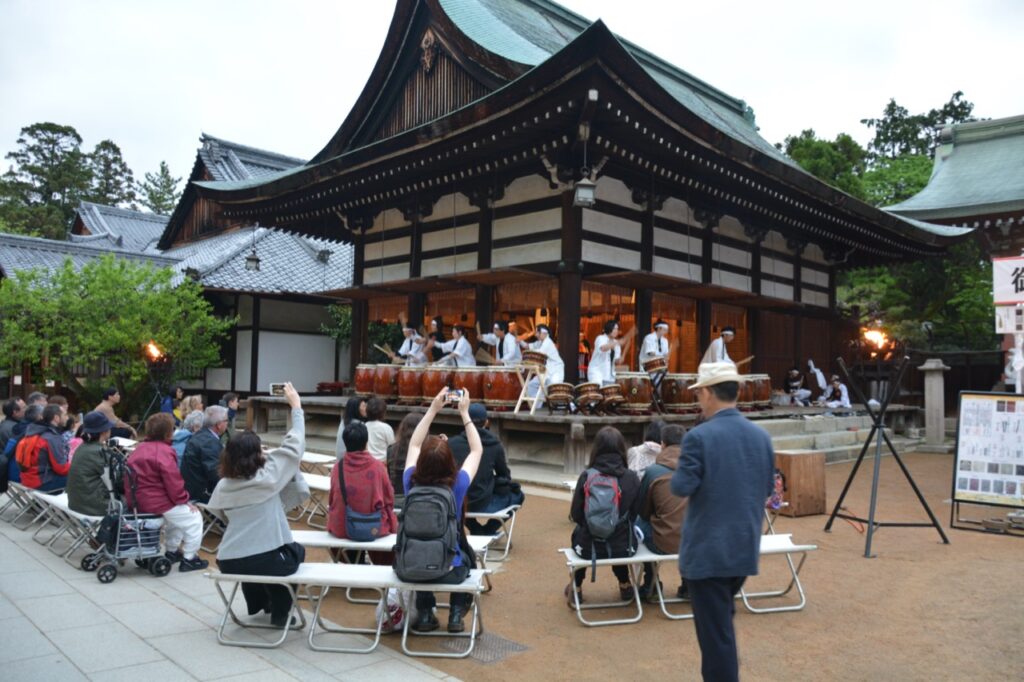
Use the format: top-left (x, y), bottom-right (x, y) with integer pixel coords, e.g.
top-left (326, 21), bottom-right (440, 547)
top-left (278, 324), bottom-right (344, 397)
top-left (954, 392), bottom-right (1024, 508)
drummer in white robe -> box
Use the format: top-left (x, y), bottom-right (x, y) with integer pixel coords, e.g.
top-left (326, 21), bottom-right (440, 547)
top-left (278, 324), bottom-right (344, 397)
top-left (640, 320), bottom-right (671, 401)
top-left (394, 327), bottom-right (427, 366)
top-left (587, 320), bottom-right (622, 386)
top-left (520, 324), bottom-right (564, 407)
top-left (438, 325), bottom-right (476, 367)
top-left (701, 326), bottom-right (735, 364)
top-left (480, 320), bottom-right (522, 367)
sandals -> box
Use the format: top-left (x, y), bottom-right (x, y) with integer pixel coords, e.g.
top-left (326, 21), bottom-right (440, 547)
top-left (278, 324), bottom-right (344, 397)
top-left (564, 583), bottom-right (583, 608)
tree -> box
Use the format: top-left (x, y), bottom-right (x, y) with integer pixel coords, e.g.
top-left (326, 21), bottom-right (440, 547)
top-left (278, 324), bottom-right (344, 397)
top-left (0, 255), bottom-right (235, 421)
top-left (138, 161), bottom-right (182, 215)
top-left (780, 129), bottom-right (868, 199)
top-left (861, 91), bottom-right (976, 160)
top-left (87, 139), bottom-right (137, 208)
top-left (0, 122), bottom-right (92, 238)
top-left (320, 303), bottom-right (353, 342)
top-left (862, 154), bottom-right (934, 207)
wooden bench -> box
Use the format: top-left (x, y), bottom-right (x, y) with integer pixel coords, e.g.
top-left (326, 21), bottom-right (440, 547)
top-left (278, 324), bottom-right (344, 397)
top-left (558, 533), bottom-right (817, 626)
top-left (205, 563), bottom-right (489, 658)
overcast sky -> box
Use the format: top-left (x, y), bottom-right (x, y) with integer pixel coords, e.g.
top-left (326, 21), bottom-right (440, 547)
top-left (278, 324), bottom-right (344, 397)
top-left (1, 0), bottom-right (1021, 191)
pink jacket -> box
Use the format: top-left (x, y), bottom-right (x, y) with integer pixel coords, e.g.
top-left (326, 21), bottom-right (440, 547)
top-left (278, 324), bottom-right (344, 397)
top-left (127, 440), bottom-right (190, 514)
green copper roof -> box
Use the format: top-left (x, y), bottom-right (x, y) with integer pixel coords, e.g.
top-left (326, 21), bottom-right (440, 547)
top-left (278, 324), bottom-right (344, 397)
top-left (887, 114), bottom-right (1024, 220)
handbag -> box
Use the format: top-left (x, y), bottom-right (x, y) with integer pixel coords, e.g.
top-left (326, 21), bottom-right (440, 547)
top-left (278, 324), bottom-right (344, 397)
top-left (339, 462), bottom-right (384, 541)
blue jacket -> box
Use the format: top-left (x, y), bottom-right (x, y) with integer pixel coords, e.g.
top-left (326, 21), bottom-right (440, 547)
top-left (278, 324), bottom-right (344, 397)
top-left (180, 428), bottom-right (222, 503)
top-left (670, 408), bottom-right (774, 580)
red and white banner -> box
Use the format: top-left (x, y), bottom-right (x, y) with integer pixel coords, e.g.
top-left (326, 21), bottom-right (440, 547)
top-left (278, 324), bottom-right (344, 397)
top-left (993, 256), bottom-right (1024, 305)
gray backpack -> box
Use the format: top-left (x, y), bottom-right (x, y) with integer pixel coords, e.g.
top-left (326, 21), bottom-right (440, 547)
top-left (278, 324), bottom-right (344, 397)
top-left (393, 484), bottom-right (460, 582)
top-left (583, 467), bottom-right (627, 580)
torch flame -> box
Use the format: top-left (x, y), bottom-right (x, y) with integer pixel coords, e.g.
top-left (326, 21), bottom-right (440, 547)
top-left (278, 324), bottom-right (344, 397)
top-left (863, 329), bottom-right (888, 350)
top-left (146, 341), bottom-right (163, 361)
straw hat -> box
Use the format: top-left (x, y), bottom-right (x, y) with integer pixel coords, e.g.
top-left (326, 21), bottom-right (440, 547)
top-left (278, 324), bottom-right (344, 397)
top-left (689, 361), bottom-right (743, 389)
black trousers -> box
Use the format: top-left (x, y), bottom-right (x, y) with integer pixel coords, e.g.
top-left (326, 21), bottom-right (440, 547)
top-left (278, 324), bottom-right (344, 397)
top-left (218, 543), bottom-right (305, 624)
top-left (415, 541), bottom-right (475, 613)
top-left (688, 576), bottom-right (747, 682)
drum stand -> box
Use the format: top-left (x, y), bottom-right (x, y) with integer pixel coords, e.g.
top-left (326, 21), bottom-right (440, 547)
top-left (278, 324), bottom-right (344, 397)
top-left (650, 370), bottom-right (667, 414)
top-left (514, 364), bottom-right (549, 415)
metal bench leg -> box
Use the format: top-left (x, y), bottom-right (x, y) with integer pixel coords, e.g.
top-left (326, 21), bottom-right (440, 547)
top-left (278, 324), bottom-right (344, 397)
top-left (307, 585), bottom-right (387, 653)
top-left (566, 563), bottom-right (644, 627)
top-left (740, 552), bottom-right (808, 613)
top-left (650, 562), bottom-right (694, 620)
top-left (213, 579), bottom-right (306, 648)
top-left (400, 594), bottom-right (484, 659)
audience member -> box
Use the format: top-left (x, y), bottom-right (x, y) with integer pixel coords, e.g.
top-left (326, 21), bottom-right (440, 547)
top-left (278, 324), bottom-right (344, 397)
top-left (636, 424), bottom-right (687, 599)
top-left (163, 386), bottom-right (185, 423)
top-left (219, 393), bottom-right (240, 446)
top-left (0, 397), bottom-right (26, 453)
top-left (207, 383), bottom-right (310, 629)
top-left (94, 388), bottom-right (137, 440)
top-left (18, 404), bottom-right (71, 492)
top-left (336, 398), bottom-right (368, 459)
top-left (402, 388), bottom-right (482, 634)
top-left (627, 419), bottom-right (664, 476)
top-left (27, 392), bottom-right (48, 407)
top-left (128, 413), bottom-right (208, 572)
top-left (448, 403), bottom-right (524, 535)
top-left (566, 426), bottom-right (642, 606)
top-left (179, 395), bottom-right (205, 419)
top-left (2, 404), bottom-right (44, 486)
top-left (67, 411), bottom-right (117, 516)
top-left (180, 405), bottom-right (229, 503)
top-left (172, 410), bottom-right (205, 467)
top-left (364, 398), bottom-right (394, 462)
top-left (385, 413), bottom-right (420, 509)
top-left (327, 421), bottom-right (398, 562)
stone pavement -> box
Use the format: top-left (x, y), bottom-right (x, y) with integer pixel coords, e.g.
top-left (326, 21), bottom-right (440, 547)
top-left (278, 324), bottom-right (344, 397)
top-left (0, 514), bottom-right (459, 682)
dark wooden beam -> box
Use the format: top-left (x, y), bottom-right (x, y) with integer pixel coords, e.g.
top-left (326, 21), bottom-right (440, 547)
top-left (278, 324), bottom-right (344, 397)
top-left (249, 296), bottom-right (261, 395)
top-left (558, 191), bottom-right (583, 384)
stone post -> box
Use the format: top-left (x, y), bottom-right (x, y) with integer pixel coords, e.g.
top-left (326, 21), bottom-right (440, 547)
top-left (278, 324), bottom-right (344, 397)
top-left (920, 359), bottom-right (950, 447)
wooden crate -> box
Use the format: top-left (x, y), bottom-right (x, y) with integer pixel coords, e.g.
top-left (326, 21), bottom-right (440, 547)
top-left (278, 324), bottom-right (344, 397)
top-left (775, 450), bottom-right (826, 517)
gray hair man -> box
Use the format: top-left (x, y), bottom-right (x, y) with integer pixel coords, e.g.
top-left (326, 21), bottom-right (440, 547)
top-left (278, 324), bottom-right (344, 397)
top-left (181, 405), bottom-right (230, 503)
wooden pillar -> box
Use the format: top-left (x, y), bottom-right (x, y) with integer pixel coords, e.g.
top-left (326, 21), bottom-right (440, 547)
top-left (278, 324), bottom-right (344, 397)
top-left (559, 191), bottom-right (583, 384)
top-left (633, 187), bottom-right (662, 341)
top-left (788, 237), bottom-right (807, 368)
top-left (402, 200), bottom-right (433, 329)
top-left (249, 295), bottom-right (260, 395)
top-left (695, 209), bottom-right (720, 355)
top-left (469, 186), bottom-right (498, 332)
top-left (348, 228), bottom-right (368, 380)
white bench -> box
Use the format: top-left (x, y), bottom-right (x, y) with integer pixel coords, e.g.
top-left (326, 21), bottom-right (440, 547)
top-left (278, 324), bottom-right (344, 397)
top-left (299, 472), bottom-right (332, 529)
top-left (465, 504), bottom-right (521, 561)
top-left (28, 491), bottom-right (104, 566)
top-left (205, 563), bottom-right (489, 658)
top-left (559, 533), bottom-right (817, 626)
top-left (300, 452), bottom-right (335, 475)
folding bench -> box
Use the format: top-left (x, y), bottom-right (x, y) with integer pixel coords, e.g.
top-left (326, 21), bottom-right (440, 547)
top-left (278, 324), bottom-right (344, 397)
top-left (557, 548), bottom-right (645, 627)
top-left (739, 533), bottom-right (817, 614)
top-left (27, 491), bottom-right (103, 566)
top-left (300, 452), bottom-right (335, 476)
top-left (300, 472), bottom-right (332, 529)
top-left (0, 482), bottom-right (36, 519)
top-left (465, 504), bottom-right (521, 561)
top-left (205, 563), bottom-right (489, 659)
top-left (195, 502), bottom-right (226, 553)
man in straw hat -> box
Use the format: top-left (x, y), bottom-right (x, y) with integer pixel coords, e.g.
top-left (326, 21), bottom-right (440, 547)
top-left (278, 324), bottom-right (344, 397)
top-left (670, 362), bottom-right (775, 682)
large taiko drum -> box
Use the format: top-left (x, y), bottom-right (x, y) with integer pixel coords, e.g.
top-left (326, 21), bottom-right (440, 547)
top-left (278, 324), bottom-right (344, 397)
top-left (642, 357), bottom-right (668, 374)
top-left (354, 364), bottom-right (376, 397)
top-left (617, 372), bottom-right (653, 413)
top-left (483, 367), bottom-right (519, 409)
top-left (452, 367), bottom-right (484, 402)
top-left (547, 382), bottom-right (575, 409)
top-left (661, 373), bottom-right (698, 413)
top-left (738, 375), bottom-right (756, 408)
top-left (749, 373), bottom-right (772, 408)
top-left (574, 382), bottom-right (602, 413)
top-left (373, 364), bottom-right (399, 399)
top-left (521, 350), bottom-right (548, 368)
top-left (397, 366), bottom-right (424, 404)
top-left (421, 366), bottom-right (452, 403)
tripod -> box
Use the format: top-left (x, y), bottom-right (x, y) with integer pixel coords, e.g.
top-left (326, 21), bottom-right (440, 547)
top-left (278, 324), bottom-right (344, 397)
top-left (137, 358), bottom-right (174, 428)
top-left (823, 356), bottom-right (950, 557)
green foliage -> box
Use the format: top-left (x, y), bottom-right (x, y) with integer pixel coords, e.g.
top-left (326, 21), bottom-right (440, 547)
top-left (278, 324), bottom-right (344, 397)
top-left (87, 139), bottom-right (137, 208)
top-left (862, 154), bottom-right (934, 207)
top-left (861, 91), bottom-right (975, 160)
top-left (368, 321), bottom-right (403, 363)
top-left (0, 255), bottom-right (235, 420)
top-left (0, 122), bottom-right (92, 238)
top-left (320, 304), bottom-right (353, 342)
top-left (780, 129), bottom-right (867, 199)
top-left (837, 241), bottom-right (996, 351)
top-left (138, 161), bottom-right (182, 215)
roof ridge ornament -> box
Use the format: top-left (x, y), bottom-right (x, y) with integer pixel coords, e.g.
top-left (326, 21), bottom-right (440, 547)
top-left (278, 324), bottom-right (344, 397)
top-left (420, 27), bottom-right (438, 74)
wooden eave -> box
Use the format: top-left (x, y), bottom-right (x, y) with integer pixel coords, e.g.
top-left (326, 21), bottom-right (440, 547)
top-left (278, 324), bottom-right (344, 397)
top-left (589, 270), bottom-right (801, 309)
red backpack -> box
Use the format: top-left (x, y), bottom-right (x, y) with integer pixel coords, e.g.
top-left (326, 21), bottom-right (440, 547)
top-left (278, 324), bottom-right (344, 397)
top-left (15, 434), bottom-right (47, 472)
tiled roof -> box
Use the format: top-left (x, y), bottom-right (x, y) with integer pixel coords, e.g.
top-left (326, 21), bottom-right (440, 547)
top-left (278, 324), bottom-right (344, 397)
top-left (72, 201), bottom-right (170, 252)
top-left (198, 134), bottom-right (307, 182)
top-left (0, 232), bottom-right (179, 278)
top-left (163, 227), bottom-right (353, 295)
top-left (886, 114), bottom-right (1024, 220)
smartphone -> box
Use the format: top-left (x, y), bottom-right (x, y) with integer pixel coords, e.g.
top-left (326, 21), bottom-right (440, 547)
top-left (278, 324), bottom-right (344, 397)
top-left (269, 382), bottom-right (286, 397)
top-left (447, 388), bottom-right (463, 402)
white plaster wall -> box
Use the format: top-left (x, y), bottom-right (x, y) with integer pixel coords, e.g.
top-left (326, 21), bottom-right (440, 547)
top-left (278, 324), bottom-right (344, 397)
top-left (582, 240), bottom-right (641, 270)
top-left (656, 196), bottom-right (694, 224)
top-left (337, 344), bottom-right (351, 381)
top-left (595, 176), bottom-right (633, 208)
top-left (653, 228), bottom-right (702, 255)
top-left (421, 224), bottom-right (479, 252)
top-left (493, 208), bottom-right (561, 240)
top-left (364, 236), bottom-right (411, 261)
top-left (761, 281), bottom-right (794, 301)
top-left (366, 208), bottom-right (409, 235)
top-left (716, 215), bottom-right (751, 243)
top-left (803, 289), bottom-right (830, 308)
top-left (582, 209), bottom-right (641, 242)
top-left (205, 367), bottom-right (232, 392)
top-left (430, 192), bottom-right (476, 219)
top-left (494, 174), bottom-right (560, 207)
top-left (712, 269), bottom-right (751, 292)
top-left (761, 256), bottom-right (794, 280)
top-left (653, 256), bottom-right (700, 281)
top-left (234, 330), bottom-right (252, 392)
top-left (803, 243), bottom-right (828, 265)
top-left (713, 244), bottom-right (751, 269)
top-left (802, 266), bottom-right (829, 288)
top-left (258, 332), bottom-right (336, 393)
top-left (492, 240), bottom-right (561, 267)
top-left (421, 253), bottom-right (479, 276)
top-left (363, 263), bottom-right (410, 284)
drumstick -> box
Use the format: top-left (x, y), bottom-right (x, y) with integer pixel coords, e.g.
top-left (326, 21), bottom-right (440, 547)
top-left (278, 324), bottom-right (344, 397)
top-left (735, 355), bottom-right (754, 368)
top-left (373, 343), bottom-right (393, 356)
top-left (475, 348), bottom-right (497, 365)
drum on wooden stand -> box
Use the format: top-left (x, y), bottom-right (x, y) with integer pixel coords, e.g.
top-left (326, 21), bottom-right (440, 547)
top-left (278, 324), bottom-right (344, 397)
top-left (660, 373), bottom-right (698, 413)
top-left (546, 383), bottom-right (575, 410)
top-left (599, 384), bottom-right (625, 413)
top-left (483, 367), bottom-right (519, 410)
top-left (373, 364), bottom-right (399, 400)
top-left (421, 366), bottom-right (452, 403)
top-left (452, 367), bottom-right (484, 403)
top-left (354, 364), bottom-right (376, 397)
top-left (397, 366), bottom-right (424, 404)
top-left (748, 373), bottom-right (772, 409)
top-left (738, 375), bottom-right (756, 410)
top-left (642, 357), bottom-right (668, 374)
top-left (574, 382), bottom-right (602, 415)
top-left (617, 372), bottom-right (653, 414)
top-left (521, 350), bottom-right (548, 368)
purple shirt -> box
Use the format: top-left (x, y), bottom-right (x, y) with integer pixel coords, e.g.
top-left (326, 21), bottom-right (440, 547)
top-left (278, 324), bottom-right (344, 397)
top-left (403, 467), bottom-right (471, 567)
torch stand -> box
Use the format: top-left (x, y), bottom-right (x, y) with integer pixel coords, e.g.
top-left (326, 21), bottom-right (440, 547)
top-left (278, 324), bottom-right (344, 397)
top-left (138, 355), bottom-right (174, 427)
top-left (823, 356), bottom-right (950, 556)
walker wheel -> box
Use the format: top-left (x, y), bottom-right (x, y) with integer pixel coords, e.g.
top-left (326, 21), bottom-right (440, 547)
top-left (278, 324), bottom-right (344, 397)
top-left (150, 557), bottom-right (172, 577)
top-left (97, 563), bottom-right (118, 584)
top-left (81, 553), bottom-right (101, 572)
top-left (135, 559), bottom-right (148, 569)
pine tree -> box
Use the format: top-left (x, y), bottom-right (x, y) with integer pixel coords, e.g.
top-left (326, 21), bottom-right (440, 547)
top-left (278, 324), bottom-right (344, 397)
top-left (138, 161), bottom-right (182, 215)
top-left (88, 139), bottom-right (137, 208)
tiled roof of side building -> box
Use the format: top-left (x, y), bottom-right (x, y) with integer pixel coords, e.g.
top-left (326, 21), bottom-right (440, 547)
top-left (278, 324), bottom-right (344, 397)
top-left (163, 227), bottom-right (353, 295)
top-left (198, 134), bottom-right (308, 182)
top-left (72, 201), bottom-right (170, 252)
top-left (0, 232), bottom-right (179, 278)
top-left (886, 114), bottom-right (1024, 220)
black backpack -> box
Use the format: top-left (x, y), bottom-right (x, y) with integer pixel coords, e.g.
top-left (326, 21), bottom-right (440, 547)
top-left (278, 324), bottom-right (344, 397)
top-left (393, 484), bottom-right (460, 582)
